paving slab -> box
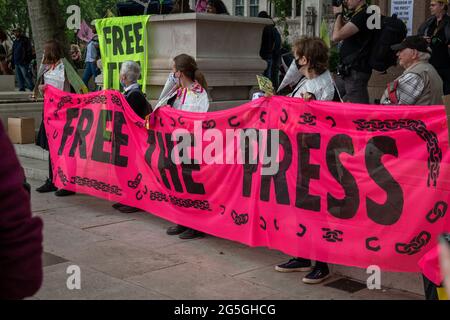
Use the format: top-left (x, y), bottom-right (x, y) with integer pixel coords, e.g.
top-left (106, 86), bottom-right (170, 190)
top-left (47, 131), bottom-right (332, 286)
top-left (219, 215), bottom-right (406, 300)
top-left (126, 262), bottom-right (280, 300)
top-left (34, 262), bottom-right (168, 300)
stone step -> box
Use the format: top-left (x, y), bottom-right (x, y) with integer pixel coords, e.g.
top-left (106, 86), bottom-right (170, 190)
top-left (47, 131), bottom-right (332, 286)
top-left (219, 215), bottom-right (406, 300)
top-left (14, 143), bottom-right (49, 161)
top-left (0, 91), bottom-right (39, 102)
top-left (18, 155), bottom-right (48, 182)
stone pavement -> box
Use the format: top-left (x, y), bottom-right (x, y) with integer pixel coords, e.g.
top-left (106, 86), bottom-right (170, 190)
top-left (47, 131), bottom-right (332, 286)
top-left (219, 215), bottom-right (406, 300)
top-left (28, 179), bottom-right (424, 300)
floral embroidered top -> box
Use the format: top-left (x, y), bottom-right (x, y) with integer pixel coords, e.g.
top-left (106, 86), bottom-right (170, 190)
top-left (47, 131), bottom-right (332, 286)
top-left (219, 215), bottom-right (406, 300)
top-left (171, 81), bottom-right (209, 113)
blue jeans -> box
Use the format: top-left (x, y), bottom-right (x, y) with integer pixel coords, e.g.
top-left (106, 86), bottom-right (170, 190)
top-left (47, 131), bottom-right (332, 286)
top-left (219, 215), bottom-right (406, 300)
top-left (263, 58), bottom-right (273, 80)
top-left (15, 63), bottom-right (34, 91)
top-left (82, 61), bottom-right (98, 86)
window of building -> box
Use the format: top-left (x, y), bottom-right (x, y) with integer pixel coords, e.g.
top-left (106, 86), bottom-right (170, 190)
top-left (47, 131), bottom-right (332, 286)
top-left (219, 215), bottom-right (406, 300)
top-left (295, 0), bottom-right (302, 17)
top-left (235, 0), bottom-right (245, 16)
top-left (249, 0), bottom-right (259, 17)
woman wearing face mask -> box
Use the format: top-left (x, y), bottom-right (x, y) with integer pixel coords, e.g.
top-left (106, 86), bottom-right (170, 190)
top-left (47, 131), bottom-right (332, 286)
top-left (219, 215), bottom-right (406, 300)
top-left (158, 54), bottom-right (209, 239)
top-left (274, 36), bottom-right (339, 285)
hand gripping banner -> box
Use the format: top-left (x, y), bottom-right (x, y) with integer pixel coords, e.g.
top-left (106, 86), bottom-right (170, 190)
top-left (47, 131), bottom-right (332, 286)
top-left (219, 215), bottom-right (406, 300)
top-left (43, 85), bottom-right (450, 272)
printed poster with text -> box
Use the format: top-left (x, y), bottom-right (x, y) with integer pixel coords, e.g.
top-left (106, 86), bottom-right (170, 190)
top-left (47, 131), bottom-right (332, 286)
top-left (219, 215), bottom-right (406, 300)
top-left (96, 15), bottom-right (149, 90)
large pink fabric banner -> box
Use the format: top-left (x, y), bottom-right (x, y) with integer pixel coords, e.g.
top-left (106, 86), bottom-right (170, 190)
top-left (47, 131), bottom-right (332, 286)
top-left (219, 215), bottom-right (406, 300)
top-left (43, 85), bottom-right (450, 272)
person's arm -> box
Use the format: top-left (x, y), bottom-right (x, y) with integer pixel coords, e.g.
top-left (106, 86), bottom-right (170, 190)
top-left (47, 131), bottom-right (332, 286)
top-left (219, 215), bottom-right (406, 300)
top-left (395, 73), bottom-right (425, 105)
top-left (0, 121), bottom-right (43, 300)
top-left (440, 239), bottom-right (450, 297)
top-left (332, 14), bottom-right (359, 42)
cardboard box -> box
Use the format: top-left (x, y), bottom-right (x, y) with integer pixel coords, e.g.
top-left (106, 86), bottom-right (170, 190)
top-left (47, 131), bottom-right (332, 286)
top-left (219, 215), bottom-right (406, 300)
top-left (8, 117), bottom-right (35, 144)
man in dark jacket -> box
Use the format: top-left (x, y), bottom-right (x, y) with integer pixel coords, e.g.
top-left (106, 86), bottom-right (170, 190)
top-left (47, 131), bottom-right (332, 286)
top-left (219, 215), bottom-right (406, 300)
top-left (0, 120), bottom-right (43, 299)
top-left (258, 11), bottom-right (282, 89)
top-left (11, 28), bottom-right (34, 91)
top-left (418, 0), bottom-right (450, 95)
top-left (113, 61), bottom-right (152, 213)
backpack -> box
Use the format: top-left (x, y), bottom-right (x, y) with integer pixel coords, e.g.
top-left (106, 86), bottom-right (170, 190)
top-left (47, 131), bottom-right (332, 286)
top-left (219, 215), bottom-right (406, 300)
top-left (369, 14), bottom-right (407, 72)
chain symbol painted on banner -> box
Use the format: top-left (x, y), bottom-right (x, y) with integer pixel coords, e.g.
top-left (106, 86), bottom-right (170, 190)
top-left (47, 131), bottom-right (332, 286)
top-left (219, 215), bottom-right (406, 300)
top-left (134, 121), bottom-right (144, 128)
top-left (202, 120), bottom-right (216, 129)
top-left (231, 210), bottom-right (248, 225)
top-left (260, 111), bottom-right (267, 123)
top-left (52, 130), bottom-right (58, 139)
top-left (280, 109), bottom-right (288, 124)
top-left (298, 113), bottom-right (317, 126)
top-left (110, 95), bottom-right (123, 109)
top-left (274, 219), bottom-right (279, 231)
top-left (353, 119), bottom-right (442, 187)
top-left (426, 201), bottom-right (448, 223)
top-left (395, 231), bottom-right (431, 255)
top-left (228, 116), bottom-right (240, 128)
top-left (57, 167), bottom-right (69, 186)
top-left (366, 237), bottom-right (381, 252)
top-left (85, 95), bottom-right (107, 106)
top-left (169, 117), bottom-right (176, 127)
top-left (70, 176), bottom-right (122, 195)
top-left (136, 185), bottom-right (148, 201)
top-left (322, 228), bottom-right (343, 242)
top-left (54, 96), bottom-right (72, 119)
top-left (219, 205), bottom-right (226, 215)
top-left (296, 224), bottom-right (307, 237)
top-left (128, 173), bottom-right (143, 189)
top-left (326, 116), bottom-right (336, 128)
top-left (148, 190), bottom-right (169, 202)
top-left (178, 116), bottom-right (185, 125)
top-left (169, 195), bottom-right (211, 211)
top-left (260, 216), bottom-right (267, 230)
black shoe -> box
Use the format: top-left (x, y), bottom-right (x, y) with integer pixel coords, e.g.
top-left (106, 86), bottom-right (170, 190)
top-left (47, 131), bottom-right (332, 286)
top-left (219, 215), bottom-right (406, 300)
top-left (302, 265), bottom-right (331, 284)
top-left (179, 228), bottom-right (204, 240)
top-left (112, 202), bottom-right (125, 209)
top-left (166, 225), bottom-right (188, 236)
top-left (275, 258), bottom-right (312, 272)
top-left (117, 205), bottom-right (141, 213)
top-left (54, 189), bottom-right (76, 197)
top-left (36, 179), bottom-right (57, 193)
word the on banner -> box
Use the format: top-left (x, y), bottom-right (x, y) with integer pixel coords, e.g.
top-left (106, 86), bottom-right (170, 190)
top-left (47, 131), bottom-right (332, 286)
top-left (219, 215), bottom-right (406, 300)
top-left (44, 85), bottom-right (450, 273)
top-left (95, 15), bottom-right (149, 90)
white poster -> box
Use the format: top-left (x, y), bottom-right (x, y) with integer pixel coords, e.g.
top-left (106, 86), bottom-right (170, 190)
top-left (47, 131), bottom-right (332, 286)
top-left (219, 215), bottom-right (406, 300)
top-left (391, 0), bottom-right (414, 35)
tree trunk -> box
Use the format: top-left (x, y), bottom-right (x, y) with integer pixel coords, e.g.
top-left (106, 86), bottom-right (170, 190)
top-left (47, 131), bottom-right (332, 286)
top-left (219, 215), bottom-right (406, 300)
top-left (26, 0), bottom-right (69, 69)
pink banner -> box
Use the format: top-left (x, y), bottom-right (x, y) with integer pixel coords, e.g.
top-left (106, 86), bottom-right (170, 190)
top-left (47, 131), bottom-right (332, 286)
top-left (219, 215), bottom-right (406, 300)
top-left (77, 20), bottom-right (94, 43)
top-left (43, 85), bottom-right (450, 272)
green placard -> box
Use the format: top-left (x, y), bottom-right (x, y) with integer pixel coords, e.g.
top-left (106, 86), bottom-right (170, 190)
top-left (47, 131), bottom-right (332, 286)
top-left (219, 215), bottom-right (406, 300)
top-left (96, 15), bottom-right (150, 91)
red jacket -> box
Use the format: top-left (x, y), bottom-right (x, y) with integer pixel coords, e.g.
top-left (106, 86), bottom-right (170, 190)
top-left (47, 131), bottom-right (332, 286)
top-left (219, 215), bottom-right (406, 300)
top-left (0, 120), bottom-right (43, 299)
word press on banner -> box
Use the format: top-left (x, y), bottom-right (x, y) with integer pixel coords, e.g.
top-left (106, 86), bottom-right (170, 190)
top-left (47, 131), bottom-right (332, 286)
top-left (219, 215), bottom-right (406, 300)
top-left (95, 15), bottom-right (149, 90)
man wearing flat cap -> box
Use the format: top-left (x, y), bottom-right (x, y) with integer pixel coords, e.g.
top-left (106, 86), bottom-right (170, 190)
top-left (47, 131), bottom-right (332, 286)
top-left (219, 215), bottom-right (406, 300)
top-left (418, 0), bottom-right (450, 95)
top-left (381, 35), bottom-right (443, 105)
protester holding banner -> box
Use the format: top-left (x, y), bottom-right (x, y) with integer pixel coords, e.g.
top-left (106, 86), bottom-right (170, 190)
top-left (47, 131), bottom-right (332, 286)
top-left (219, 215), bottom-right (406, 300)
top-left (418, 0), bottom-right (450, 95)
top-left (34, 40), bottom-right (87, 196)
top-left (113, 61), bottom-right (152, 214)
top-left (381, 36), bottom-right (444, 106)
top-left (273, 36), bottom-right (336, 284)
top-left (164, 53), bottom-right (209, 239)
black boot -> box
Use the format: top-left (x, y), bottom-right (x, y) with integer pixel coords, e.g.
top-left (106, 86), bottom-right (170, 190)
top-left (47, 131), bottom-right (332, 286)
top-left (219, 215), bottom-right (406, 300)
top-left (54, 189), bottom-right (76, 197)
top-left (36, 179), bottom-right (57, 193)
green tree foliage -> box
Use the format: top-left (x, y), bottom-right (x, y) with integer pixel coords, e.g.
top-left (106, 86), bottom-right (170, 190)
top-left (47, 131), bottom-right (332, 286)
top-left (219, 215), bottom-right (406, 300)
top-left (0, 0), bottom-right (31, 36)
top-left (0, 0), bottom-right (117, 40)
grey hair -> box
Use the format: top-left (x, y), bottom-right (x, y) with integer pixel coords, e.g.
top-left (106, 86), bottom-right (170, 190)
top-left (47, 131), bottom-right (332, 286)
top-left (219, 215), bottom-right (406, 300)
top-left (120, 61), bottom-right (141, 83)
top-left (417, 52), bottom-right (431, 61)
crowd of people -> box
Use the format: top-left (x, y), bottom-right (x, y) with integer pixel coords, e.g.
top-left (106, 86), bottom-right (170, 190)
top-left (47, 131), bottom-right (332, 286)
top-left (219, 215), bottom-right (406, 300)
top-left (1, 0), bottom-right (450, 300)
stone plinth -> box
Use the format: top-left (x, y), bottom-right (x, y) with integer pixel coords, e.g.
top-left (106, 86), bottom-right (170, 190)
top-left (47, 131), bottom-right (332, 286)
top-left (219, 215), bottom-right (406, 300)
top-left (0, 75), bottom-right (15, 91)
top-left (146, 13), bottom-right (271, 111)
